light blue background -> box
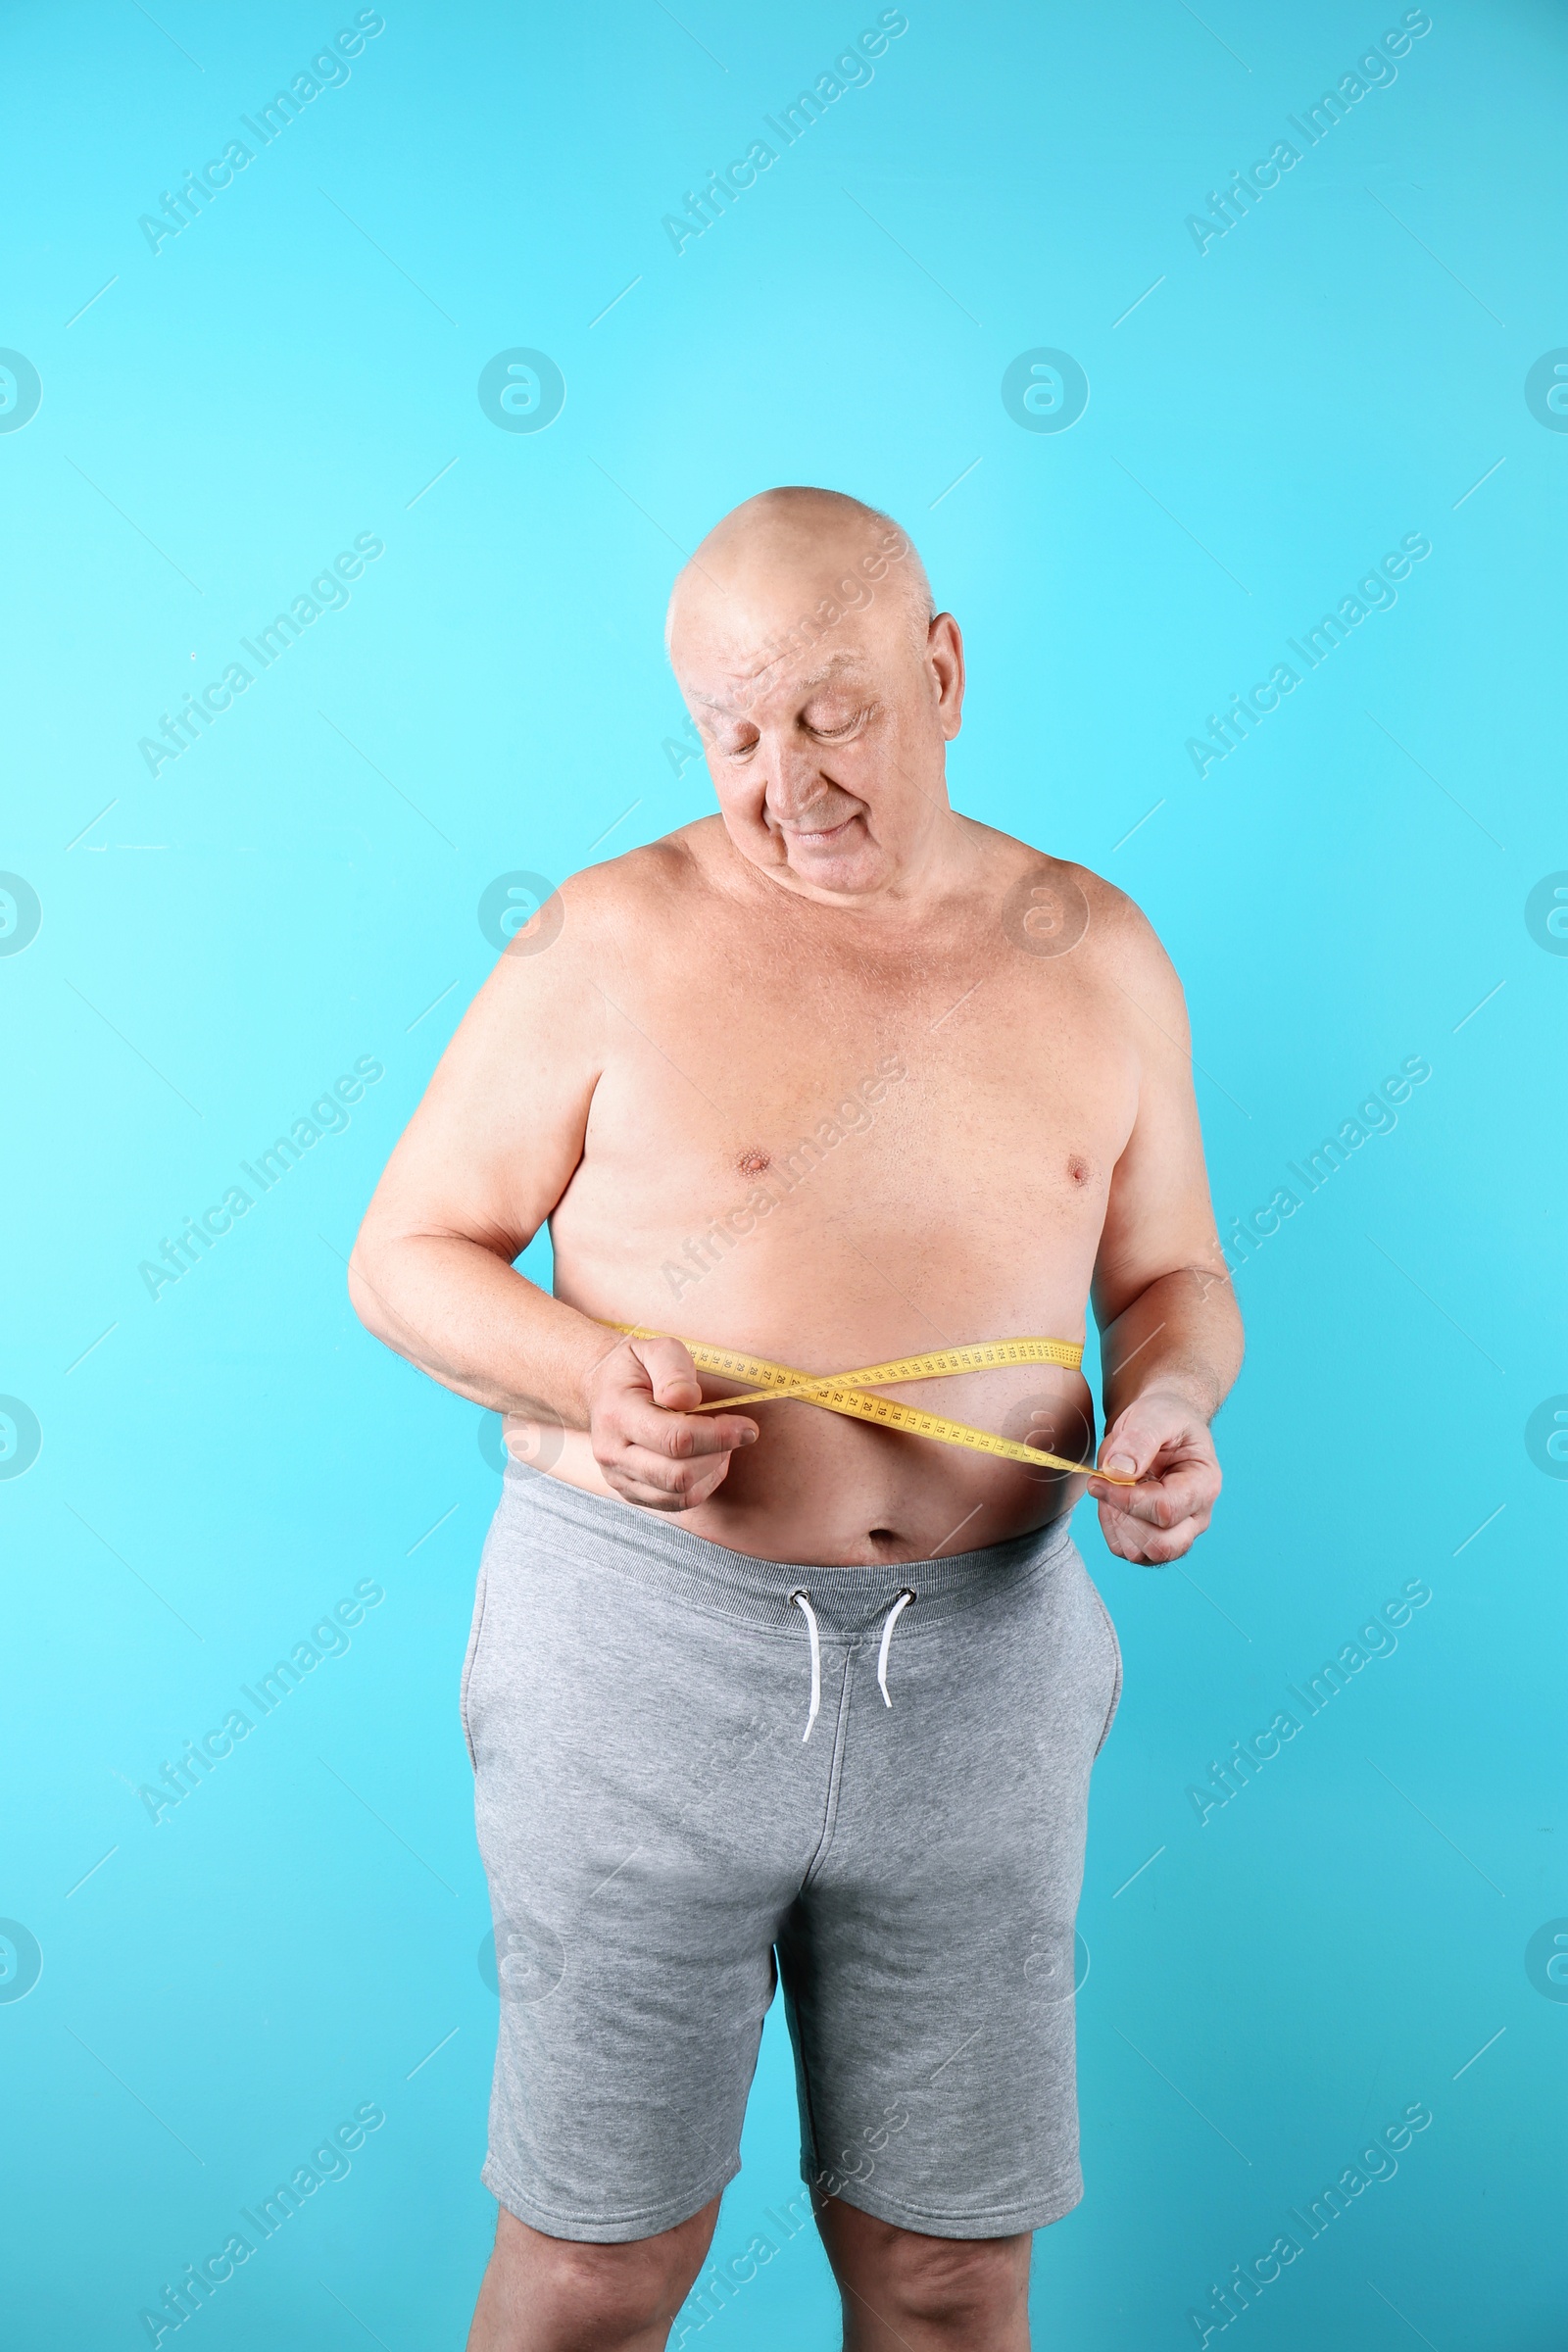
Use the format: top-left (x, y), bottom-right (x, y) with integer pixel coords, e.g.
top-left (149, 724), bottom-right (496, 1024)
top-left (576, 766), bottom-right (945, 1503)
top-left (2, 2), bottom-right (1564, 2344)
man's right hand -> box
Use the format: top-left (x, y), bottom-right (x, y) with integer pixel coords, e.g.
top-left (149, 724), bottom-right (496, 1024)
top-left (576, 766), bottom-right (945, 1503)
top-left (585, 1334), bottom-right (759, 1512)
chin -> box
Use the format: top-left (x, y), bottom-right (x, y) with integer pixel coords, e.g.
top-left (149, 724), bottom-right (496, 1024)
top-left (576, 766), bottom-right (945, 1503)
top-left (790, 849), bottom-right (887, 893)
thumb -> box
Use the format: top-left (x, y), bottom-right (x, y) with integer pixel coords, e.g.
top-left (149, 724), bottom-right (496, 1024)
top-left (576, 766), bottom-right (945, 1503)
top-left (635, 1336), bottom-right (702, 1409)
top-left (1097, 1411), bottom-right (1160, 1483)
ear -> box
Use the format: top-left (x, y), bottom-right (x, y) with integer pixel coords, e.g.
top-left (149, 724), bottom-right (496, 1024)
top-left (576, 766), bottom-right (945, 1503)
top-left (927, 613), bottom-right (965, 740)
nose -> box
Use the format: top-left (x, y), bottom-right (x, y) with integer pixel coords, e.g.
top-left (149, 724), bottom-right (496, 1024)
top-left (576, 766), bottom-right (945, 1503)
top-left (761, 732), bottom-right (833, 822)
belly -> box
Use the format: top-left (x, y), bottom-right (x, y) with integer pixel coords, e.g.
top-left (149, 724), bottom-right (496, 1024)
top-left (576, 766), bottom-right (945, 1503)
top-left (523, 1029), bottom-right (1114, 1564)
top-left (530, 1378), bottom-right (1097, 1565)
top-left (522, 1202), bottom-right (1102, 1565)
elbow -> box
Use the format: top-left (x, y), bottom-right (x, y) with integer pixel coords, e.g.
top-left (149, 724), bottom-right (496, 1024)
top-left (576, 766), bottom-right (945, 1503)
top-left (346, 1258), bottom-right (376, 1338)
top-left (347, 1221), bottom-right (393, 1343)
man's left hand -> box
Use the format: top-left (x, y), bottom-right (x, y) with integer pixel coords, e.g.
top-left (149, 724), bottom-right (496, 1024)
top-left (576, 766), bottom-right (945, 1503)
top-left (1086, 1390), bottom-right (1221, 1564)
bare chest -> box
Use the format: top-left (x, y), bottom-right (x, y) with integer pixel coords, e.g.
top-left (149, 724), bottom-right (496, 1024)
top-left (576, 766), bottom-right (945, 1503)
top-left (563, 919), bottom-right (1139, 1268)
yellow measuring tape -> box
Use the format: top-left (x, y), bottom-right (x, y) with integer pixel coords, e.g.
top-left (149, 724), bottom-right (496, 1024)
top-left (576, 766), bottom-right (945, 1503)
top-left (609, 1328), bottom-right (1137, 1483)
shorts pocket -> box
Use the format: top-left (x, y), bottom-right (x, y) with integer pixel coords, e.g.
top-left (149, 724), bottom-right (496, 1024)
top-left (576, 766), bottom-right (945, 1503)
top-left (460, 1566), bottom-right (493, 1773)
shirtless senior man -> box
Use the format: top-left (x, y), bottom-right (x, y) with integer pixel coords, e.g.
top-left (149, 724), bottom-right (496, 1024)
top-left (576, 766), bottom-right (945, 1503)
top-left (351, 486), bottom-right (1243, 2352)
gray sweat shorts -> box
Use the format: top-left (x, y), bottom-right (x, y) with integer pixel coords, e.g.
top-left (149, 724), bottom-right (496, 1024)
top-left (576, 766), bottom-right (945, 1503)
top-left (463, 1462), bottom-right (1121, 2244)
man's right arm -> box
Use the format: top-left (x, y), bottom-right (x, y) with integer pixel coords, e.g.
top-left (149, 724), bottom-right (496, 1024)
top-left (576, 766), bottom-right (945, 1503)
top-left (348, 880), bottom-right (757, 1509)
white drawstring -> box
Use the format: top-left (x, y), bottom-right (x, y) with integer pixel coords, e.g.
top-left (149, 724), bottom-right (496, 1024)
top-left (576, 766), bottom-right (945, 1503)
top-left (876, 1589), bottom-right (916, 1708)
top-left (791, 1586), bottom-right (917, 1740)
top-left (790, 1591), bottom-right (821, 1742)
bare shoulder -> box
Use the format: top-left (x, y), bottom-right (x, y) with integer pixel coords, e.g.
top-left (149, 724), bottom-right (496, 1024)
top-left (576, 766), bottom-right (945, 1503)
top-left (470, 823), bottom-right (712, 1009)
top-left (1076, 862), bottom-right (1182, 997)
top-left (974, 822), bottom-right (1185, 1011)
top-left (546, 818), bottom-right (719, 944)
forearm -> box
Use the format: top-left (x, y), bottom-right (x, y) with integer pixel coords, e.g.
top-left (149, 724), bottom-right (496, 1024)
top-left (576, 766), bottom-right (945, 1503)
top-left (347, 1231), bottom-right (614, 1425)
top-left (1099, 1265), bottom-right (1244, 1429)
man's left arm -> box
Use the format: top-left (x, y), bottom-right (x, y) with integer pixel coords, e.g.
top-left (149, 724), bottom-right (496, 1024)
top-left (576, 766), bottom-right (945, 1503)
top-left (1086, 906), bottom-right (1244, 1564)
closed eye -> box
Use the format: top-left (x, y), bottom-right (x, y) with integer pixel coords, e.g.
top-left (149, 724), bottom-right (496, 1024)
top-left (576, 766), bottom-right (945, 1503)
top-left (808, 705), bottom-right (874, 740)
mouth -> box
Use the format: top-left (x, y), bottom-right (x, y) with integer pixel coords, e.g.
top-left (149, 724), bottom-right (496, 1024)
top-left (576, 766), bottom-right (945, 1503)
top-left (779, 812), bottom-right (858, 847)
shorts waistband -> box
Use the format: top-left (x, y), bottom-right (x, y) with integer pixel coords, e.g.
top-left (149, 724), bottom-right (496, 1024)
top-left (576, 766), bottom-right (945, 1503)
top-left (494, 1462), bottom-right (1078, 1638)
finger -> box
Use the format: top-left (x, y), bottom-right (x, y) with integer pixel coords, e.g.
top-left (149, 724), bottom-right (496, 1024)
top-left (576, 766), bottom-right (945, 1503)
top-left (609, 1479), bottom-right (718, 1513)
top-left (1088, 1463), bottom-right (1219, 1528)
top-left (1091, 1447), bottom-right (1153, 1499)
top-left (1099, 1507), bottom-right (1208, 1564)
top-left (615, 1402), bottom-right (759, 1461)
top-left (609, 1447), bottom-right (738, 1508)
top-left (1126, 1519), bottom-right (1206, 1564)
top-left (609, 1474), bottom-right (721, 1513)
top-left (1100, 1476), bottom-right (1214, 1535)
top-left (1096, 1426), bottom-right (1214, 1480)
top-left (612, 1417), bottom-right (756, 1472)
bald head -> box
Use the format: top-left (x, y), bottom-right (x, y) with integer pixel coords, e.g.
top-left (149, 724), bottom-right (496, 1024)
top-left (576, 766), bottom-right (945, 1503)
top-left (666, 486), bottom-right (934, 698)
top-left (662, 485), bottom-right (964, 905)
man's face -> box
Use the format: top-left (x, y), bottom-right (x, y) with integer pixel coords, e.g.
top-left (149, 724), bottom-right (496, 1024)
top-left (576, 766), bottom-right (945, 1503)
top-left (669, 563), bottom-right (964, 901)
